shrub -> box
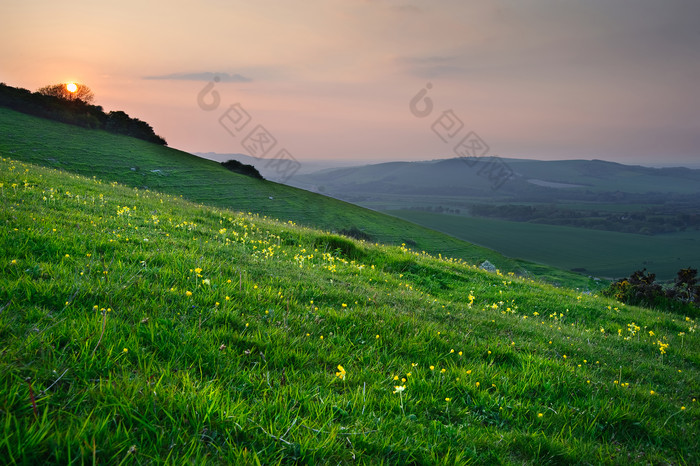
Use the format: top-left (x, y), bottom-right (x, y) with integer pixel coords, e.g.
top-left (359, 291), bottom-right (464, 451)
top-left (666, 268), bottom-right (700, 305)
top-left (313, 234), bottom-right (365, 260)
top-left (604, 267), bottom-right (699, 316)
top-left (220, 159), bottom-right (264, 180)
top-left (339, 226), bottom-right (372, 242)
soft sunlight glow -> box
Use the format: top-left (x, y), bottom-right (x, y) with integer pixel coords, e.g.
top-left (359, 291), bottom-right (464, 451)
top-left (66, 82), bottom-right (78, 93)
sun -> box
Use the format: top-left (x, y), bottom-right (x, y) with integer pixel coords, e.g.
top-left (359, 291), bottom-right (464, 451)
top-left (66, 82), bottom-right (78, 93)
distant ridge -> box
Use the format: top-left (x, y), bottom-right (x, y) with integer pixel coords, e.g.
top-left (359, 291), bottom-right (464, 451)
top-left (291, 156), bottom-right (700, 198)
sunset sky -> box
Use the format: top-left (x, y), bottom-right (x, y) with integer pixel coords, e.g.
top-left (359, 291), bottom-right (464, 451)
top-left (2, 0), bottom-right (699, 166)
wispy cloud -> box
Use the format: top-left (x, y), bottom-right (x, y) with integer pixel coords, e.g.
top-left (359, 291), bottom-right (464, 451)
top-left (396, 55), bottom-right (465, 78)
top-left (143, 72), bottom-right (252, 82)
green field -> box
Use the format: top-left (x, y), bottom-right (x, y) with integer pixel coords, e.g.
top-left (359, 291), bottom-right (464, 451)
top-left (387, 210), bottom-right (700, 280)
top-left (0, 107), bottom-right (603, 289)
top-left (1, 156), bottom-right (698, 464)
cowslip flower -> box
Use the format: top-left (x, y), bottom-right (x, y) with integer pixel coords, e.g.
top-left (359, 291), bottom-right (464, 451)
top-left (393, 385), bottom-right (405, 394)
top-left (335, 365), bottom-right (346, 380)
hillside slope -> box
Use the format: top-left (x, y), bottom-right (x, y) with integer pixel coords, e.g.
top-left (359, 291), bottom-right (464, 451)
top-left (1, 157), bottom-right (698, 464)
top-left (0, 106), bottom-right (594, 289)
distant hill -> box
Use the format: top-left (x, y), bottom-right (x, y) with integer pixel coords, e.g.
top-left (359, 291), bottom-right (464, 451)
top-left (291, 157), bottom-right (700, 200)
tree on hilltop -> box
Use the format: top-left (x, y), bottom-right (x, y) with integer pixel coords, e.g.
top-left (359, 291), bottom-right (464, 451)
top-left (1, 82), bottom-right (166, 145)
top-left (37, 82), bottom-right (95, 104)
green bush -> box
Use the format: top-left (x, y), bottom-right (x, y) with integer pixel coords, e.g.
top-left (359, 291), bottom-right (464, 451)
top-left (220, 159), bottom-right (264, 180)
top-left (339, 226), bottom-right (372, 242)
top-left (313, 233), bottom-right (365, 260)
top-left (604, 267), bottom-right (699, 316)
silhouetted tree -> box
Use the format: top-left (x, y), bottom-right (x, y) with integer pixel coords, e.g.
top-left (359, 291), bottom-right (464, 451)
top-left (37, 83), bottom-right (95, 104)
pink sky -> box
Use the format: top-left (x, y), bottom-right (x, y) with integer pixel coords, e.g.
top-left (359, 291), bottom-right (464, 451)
top-left (2, 0), bottom-right (699, 166)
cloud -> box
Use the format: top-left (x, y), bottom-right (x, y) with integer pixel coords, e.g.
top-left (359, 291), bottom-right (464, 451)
top-left (390, 4), bottom-right (423, 14)
top-left (396, 55), bottom-right (466, 78)
top-left (143, 72), bottom-right (251, 83)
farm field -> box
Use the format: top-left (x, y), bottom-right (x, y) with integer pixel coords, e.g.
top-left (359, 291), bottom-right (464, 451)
top-left (1, 156), bottom-right (698, 464)
top-left (386, 210), bottom-right (700, 280)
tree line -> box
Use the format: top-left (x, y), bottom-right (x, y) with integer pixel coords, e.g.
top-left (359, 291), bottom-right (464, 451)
top-left (468, 203), bottom-right (700, 235)
top-left (0, 83), bottom-right (166, 146)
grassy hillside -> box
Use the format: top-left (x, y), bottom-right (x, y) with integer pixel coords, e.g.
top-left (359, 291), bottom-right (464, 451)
top-left (0, 106), bottom-right (593, 289)
top-left (1, 157), bottom-right (698, 464)
top-left (387, 210), bottom-right (700, 280)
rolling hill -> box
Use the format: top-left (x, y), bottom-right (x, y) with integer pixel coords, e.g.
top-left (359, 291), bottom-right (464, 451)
top-left (0, 106), bottom-right (595, 289)
top-left (291, 157), bottom-right (700, 198)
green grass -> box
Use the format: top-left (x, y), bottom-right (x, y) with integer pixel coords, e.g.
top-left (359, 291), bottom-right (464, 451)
top-left (1, 156), bottom-right (698, 464)
top-left (0, 106), bottom-right (594, 289)
top-left (387, 210), bottom-right (700, 281)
